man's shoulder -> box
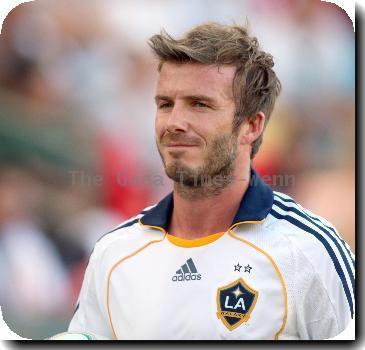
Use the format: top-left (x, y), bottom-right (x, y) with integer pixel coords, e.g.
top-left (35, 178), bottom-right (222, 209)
top-left (266, 190), bottom-right (354, 264)
top-left (268, 191), bottom-right (355, 322)
top-left (267, 190), bottom-right (339, 237)
top-left (92, 203), bottom-right (161, 258)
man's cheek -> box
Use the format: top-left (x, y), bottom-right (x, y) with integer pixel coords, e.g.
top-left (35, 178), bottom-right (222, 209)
top-left (155, 119), bottom-right (165, 140)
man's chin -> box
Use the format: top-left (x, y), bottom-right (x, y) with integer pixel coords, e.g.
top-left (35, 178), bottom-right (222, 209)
top-left (164, 165), bottom-right (200, 186)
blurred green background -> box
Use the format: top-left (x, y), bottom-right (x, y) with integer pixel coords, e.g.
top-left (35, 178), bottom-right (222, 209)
top-left (0, 0), bottom-right (354, 339)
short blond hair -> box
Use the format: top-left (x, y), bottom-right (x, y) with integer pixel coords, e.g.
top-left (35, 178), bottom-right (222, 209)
top-left (148, 22), bottom-right (281, 158)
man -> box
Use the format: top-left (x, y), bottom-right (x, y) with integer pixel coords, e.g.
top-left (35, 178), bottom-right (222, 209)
top-left (68, 23), bottom-right (354, 340)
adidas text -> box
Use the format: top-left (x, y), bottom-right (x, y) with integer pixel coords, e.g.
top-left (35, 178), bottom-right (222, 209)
top-left (172, 273), bottom-right (202, 282)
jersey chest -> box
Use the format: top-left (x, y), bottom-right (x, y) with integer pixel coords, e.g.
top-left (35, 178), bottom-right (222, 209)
top-left (106, 234), bottom-right (286, 340)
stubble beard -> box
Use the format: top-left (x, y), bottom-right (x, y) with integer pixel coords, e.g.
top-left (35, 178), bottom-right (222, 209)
top-left (157, 133), bottom-right (238, 200)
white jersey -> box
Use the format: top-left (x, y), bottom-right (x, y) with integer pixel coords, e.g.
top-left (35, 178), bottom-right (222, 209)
top-left (68, 170), bottom-right (355, 340)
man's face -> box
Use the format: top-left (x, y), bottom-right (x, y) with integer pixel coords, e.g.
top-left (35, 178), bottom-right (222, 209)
top-left (155, 62), bottom-right (238, 187)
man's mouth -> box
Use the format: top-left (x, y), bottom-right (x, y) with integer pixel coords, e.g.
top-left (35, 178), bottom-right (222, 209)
top-left (166, 144), bottom-right (198, 147)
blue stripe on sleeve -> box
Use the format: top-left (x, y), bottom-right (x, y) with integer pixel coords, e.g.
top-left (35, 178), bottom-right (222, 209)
top-left (273, 199), bottom-right (355, 293)
top-left (274, 193), bottom-right (355, 266)
top-left (270, 208), bottom-right (354, 318)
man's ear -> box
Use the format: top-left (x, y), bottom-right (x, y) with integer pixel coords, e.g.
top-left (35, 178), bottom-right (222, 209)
top-left (238, 112), bottom-right (266, 146)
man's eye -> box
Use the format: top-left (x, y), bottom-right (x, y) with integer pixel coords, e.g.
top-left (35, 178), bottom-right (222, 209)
top-left (193, 101), bottom-right (209, 108)
top-left (158, 103), bottom-right (172, 109)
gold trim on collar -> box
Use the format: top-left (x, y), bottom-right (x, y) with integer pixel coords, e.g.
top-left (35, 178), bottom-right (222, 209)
top-left (166, 231), bottom-right (225, 248)
top-left (138, 217), bottom-right (266, 248)
top-left (138, 217), bottom-right (168, 235)
top-left (228, 218), bottom-right (265, 231)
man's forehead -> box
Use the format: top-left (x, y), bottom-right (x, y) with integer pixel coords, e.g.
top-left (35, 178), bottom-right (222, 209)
top-left (156, 62), bottom-right (236, 100)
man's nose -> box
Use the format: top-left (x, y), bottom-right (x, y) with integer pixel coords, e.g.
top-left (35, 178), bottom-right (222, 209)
top-left (166, 102), bottom-right (188, 133)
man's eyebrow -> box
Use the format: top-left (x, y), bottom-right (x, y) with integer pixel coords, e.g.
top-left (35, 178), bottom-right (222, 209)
top-left (184, 95), bottom-right (217, 103)
top-left (155, 95), bottom-right (171, 102)
top-left (154, 94), bottom-right (218, 104)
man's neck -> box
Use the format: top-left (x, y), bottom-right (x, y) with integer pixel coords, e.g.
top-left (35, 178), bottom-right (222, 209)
top-left (168, 166), bottom-right (251, 239)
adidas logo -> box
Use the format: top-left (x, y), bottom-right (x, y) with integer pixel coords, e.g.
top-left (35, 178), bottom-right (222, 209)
top-left (172, 258), bottom-right (202, 282)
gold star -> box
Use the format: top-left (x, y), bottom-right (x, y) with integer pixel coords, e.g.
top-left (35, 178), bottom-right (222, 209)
top-left (232, 286), bottom-right (243, 298)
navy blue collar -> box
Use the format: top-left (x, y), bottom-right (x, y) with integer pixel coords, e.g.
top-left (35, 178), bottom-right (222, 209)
top-left (140, 168), bottom-right (273, 230)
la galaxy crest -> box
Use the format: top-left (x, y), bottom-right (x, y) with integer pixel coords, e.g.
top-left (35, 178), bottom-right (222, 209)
top-left (216, 278), bottom-right (258, 330)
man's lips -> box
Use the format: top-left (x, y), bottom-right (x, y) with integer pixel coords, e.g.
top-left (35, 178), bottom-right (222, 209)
top-left (165, 144), bottom-right (198, 147)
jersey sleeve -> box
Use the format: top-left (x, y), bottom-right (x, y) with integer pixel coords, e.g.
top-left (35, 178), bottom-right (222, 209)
top-left (68, 243), bottom-right (113, 339)
top-left (292, 235), bottom-right (355, 340)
